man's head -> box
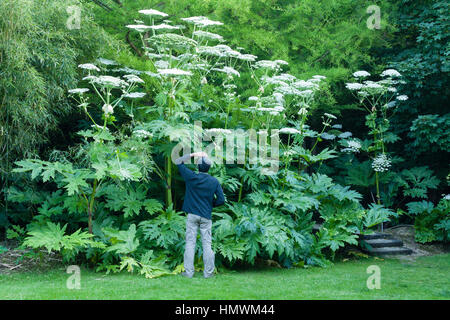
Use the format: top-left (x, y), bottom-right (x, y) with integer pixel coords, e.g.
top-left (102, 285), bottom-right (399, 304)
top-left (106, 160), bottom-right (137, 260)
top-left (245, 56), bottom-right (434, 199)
top-left (197, 156), bottom-right (211, 173)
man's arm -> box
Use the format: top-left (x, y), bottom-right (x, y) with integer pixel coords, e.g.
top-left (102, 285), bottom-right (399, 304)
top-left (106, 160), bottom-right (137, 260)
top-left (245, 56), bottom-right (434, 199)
top-left (213, 182), bottom-right (225, 207)
top-left (174, 152), bottom-right (207, 181)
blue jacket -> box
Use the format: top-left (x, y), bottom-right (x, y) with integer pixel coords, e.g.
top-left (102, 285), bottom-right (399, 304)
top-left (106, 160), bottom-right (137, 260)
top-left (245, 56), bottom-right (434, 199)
top-left (175, 156), bottom-right (225, 220)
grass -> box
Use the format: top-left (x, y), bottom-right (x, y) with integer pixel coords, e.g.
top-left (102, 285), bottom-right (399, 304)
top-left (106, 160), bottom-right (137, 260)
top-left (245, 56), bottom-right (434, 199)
top-left (0, 254), bottom-right (449, 300)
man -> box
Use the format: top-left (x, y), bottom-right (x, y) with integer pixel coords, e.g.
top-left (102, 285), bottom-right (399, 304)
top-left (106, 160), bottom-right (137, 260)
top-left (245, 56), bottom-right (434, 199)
top-left (174, 152), bottom-right (225, 278)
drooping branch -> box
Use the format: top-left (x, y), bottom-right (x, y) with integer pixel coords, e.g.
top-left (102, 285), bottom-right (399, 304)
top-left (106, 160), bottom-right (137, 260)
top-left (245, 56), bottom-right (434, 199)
top-left (90, 0), bottom-right (112, 11)
top-left (89, 0), bottom-right (123, 11)
top-left (126, 30), bottom-right (143, 57)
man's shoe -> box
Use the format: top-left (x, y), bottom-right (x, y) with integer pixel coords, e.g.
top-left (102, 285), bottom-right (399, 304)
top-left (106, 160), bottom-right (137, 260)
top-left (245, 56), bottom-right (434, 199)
top-left (204, 273), bottom-right (215, 279)
top-left (181, 272), bottom-right (193, 278)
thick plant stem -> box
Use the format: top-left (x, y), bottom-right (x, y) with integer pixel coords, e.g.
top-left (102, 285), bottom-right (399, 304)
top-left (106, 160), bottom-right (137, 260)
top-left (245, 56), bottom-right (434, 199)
top-left (238, 178), bottom-right (244, 202)
top-left (88, 208), bottom-right (93, 234)
top-left (371, 115), bottom-right (382, 206)
top-left (375, 171), bottom-right (381, 205)
top-left (166, 155), bottom-right (173, 208)
top-left (87, 179), bottom-right (98, 234)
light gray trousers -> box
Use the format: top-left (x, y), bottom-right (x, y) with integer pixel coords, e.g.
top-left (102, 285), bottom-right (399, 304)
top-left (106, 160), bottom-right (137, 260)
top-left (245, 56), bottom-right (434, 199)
top-left (184, 213), bottom-right (215, 277)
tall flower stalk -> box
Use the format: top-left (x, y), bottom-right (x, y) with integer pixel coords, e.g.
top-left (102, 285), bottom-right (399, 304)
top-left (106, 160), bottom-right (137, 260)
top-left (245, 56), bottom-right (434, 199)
top-left (346, 69), bottom-right (408, 206)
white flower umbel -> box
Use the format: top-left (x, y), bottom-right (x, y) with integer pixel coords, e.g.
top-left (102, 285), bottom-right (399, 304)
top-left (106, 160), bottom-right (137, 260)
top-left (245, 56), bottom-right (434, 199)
top-left (97, 58), bottom-right (118, 66)
top-left (332, 124), bottom-right (342, 129)
top-left (238, 53), bottom-right (258, 62)
top-left (261, 76), bottom-right (289, 87)
top-left (272, 74), bottom-right (297, 83)
top-left (381, 69), bottom-right (401, 77)
top-left (126, 24), bottom-right (152, 32)
top-left (342, 139), bottom-right (361, 153)
top-left (123, 74), bottom-right (145, 84)
top-left (123, 92), bottom-right (146, 99)
top-left (396, 95), bottom-right (409, 101)
top-left (293, 80), bottom-right (317, 89)
top-left (193, 30), bottom-right (224, 42)
top-left (274, 59), bottom-right (288, 66)
top-left (363, 81), bottom-right (383, 90)
top-left (279, 128), bottom-right (301, 134)
top-left (197, 44), bottom-right (240, 59)
top-left (321, 132), bottom-right (336, 140)
top-left (102, 104), bottom-right (114, 115)
top-left (297, 89), bottom-right (314, 97)
top-left (133, 129), bottom-right (153, 138)
top-left (139, 9), bottom-right (169, 17)
top-left (254, 60), bottom-right (287, 70)
top-left (68, 88), bottom-right (89, 95)
top-left (345, 83), bottom-right (364, 91)
top-left (338, 131), bottom-right (352, 139)
top-left (298, 108), bottom-right (308, 116)
top-left (157, 68), bottom-right (193, 76)
top-left (353, 70), bottom-right (371, 78)
top-left (150, 24), bottom-right (180, 30)
top-left (372, 154), bottom-right (391, 172)
top-left (78, 63), bottom-right (100, 72)
top-left (387, 87), bottom-right (397, 93)
top-left (213, 66), bottom-right (240, 77)
top-left (182, 16), bottom-right (223, 27)
top-left (93, 76), bottom-right (128, 88)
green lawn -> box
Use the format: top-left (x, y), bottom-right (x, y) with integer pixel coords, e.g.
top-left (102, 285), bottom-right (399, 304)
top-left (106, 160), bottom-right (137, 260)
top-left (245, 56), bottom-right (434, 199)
top-left (0, 254), bottom-right (449, 300)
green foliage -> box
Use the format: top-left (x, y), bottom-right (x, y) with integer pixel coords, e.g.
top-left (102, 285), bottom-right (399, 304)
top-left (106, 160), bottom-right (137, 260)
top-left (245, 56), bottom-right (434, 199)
top-left (118, 252), bottom-right (174, 279)
top-left (139, 206), bottom-right (185, 249)
top-left (363, 204), bottom-right (397, 228)
top-left (407, 197), bottom-right (449, 243)
top-left (103, 224), bottom-right (139, 255)
top-left (386, 0), bottom-right (449, 184)
top-left (103, 184), bottom-right (163, 218)
top-left (0, 0), bottom-right (117, 173)
top-left (23, 222), bottom-right (105, 262)
top-left (409, 114), bottom-right (450, 154)
top-left (211, 203), bottom-right (314, 267)
top-left (396, 167), bottom-right (440, 199)
top-left (3, 0), bottom-right (448, 279)
top-left (345, 160), bottom-right (375, 188)
top-left (6, 225), bottom-right (26, 243)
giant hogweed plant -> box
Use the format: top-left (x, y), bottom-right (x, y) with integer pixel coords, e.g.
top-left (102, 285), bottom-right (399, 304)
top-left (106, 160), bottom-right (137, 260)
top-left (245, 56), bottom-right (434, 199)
top-left (345, 70), bottom-right (409, 207)
top-left (100, 10), bottom-right (396, 265)
top-left (9, 9), bottom-right (399, 272)
top-left (123, 11), bottom-right (335, 206)
top-left (344, 70), bottom-right (442, 221)
top-left (12, 65), bottom-right (150, 235)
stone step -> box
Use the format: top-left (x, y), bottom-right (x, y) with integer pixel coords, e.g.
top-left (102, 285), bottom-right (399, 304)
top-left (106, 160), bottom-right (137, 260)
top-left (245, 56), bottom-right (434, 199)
top-left (362, 238), bottom-right (404, 248)
top-left (360, 232), bottom-right (393, 240)
top-left (369, 246), bottom-right (414, 256)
